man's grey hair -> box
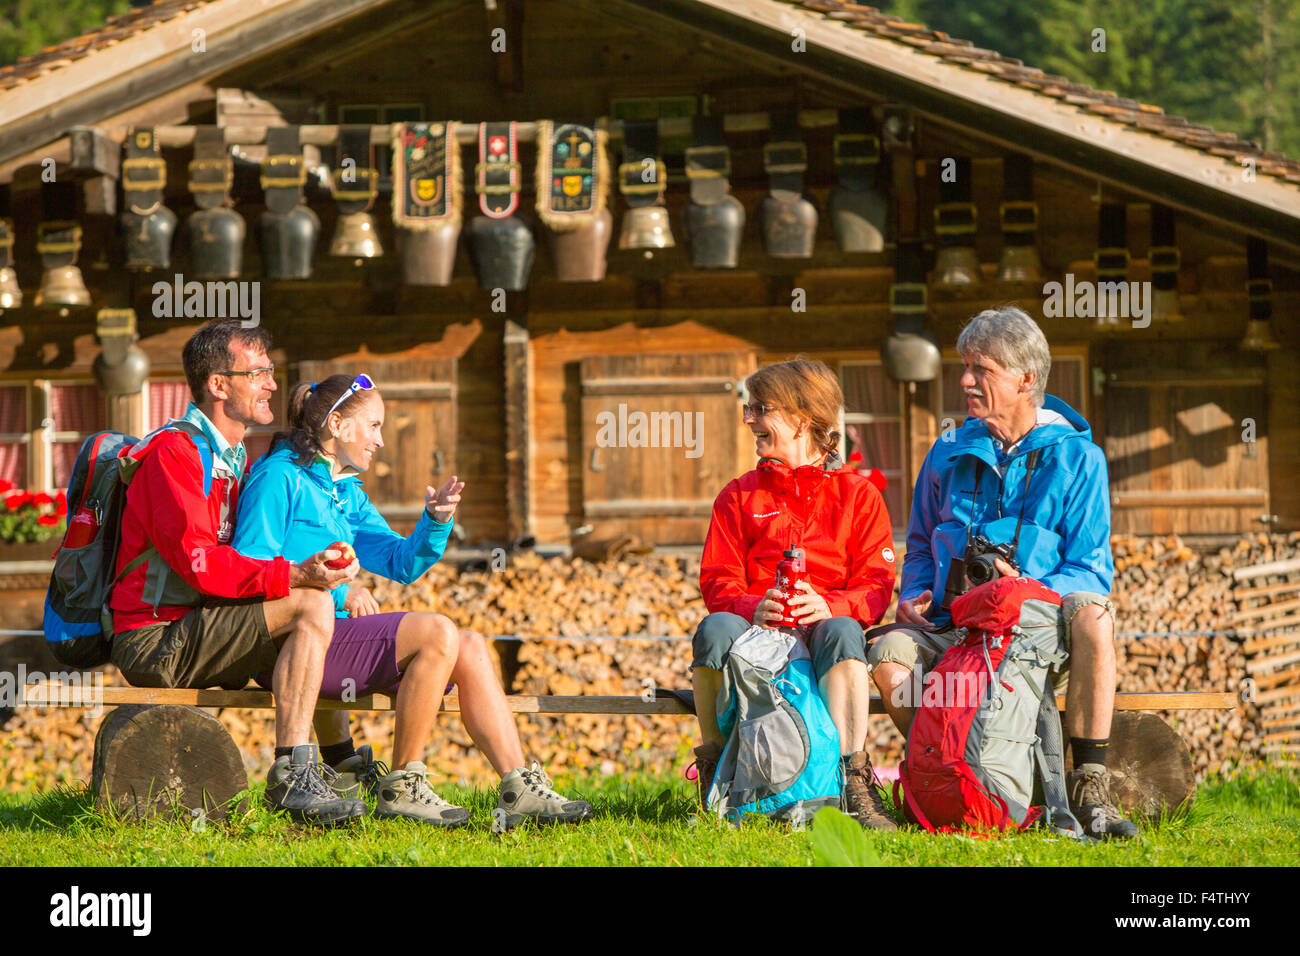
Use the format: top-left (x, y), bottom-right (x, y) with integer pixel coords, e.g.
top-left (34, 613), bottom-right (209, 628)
top-left (955, 306), bottom-right (1051, 407)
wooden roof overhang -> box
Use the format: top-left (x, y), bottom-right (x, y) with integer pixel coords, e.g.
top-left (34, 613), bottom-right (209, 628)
top-left (616, 0), bottom-right (1300, 255)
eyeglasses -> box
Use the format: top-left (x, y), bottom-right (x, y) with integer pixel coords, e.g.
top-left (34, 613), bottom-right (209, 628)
top-left (218, 364), bottom-right (276, 385)
top-left (325, 373), bottom-right (376, 421)
top-left (741, 401), bottom-right (781, 420)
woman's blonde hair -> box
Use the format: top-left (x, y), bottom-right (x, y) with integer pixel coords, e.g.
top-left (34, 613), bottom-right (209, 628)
top-left (745, 357), bottom-right (842, 456)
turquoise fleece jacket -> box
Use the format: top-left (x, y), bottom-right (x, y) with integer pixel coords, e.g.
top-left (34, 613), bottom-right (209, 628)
top-left (230, 444), bottom-right (452, 616)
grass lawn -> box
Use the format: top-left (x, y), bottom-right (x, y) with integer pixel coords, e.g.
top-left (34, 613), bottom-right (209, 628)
top-left (1, 765), bottom-right (1295, 867)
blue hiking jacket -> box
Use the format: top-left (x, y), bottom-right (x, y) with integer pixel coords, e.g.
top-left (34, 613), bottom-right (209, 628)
top-left (230, 443), bottom-right (453, 616)
top-left (901, 394), bottom-right (1113, 626)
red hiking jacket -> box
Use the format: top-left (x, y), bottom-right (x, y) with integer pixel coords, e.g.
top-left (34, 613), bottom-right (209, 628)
top-left (110, 430), bottom-right (291, 633)
top-left (700, 458), bottom-right (897, 628)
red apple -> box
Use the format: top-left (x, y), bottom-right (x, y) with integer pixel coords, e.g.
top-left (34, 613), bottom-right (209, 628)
top-left (325, 540), bottom-right (355, 569)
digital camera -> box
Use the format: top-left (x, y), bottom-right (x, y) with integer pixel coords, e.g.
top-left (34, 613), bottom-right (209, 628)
top-left (942, 533), bottom-right (1020, 607)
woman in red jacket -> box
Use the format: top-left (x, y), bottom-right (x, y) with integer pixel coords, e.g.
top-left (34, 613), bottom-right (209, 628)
top-left (693, 358), bottom-right (898, 829)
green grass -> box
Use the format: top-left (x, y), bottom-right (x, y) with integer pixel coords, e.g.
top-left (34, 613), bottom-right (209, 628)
top-left (1, 766), bottom-right (1296, 866)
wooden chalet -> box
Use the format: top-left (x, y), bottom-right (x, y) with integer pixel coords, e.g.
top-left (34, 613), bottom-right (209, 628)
top-left (0, 0), bottom-right (1297, 557)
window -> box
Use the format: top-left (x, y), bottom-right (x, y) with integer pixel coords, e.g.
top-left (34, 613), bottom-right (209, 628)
top-left (840, 361), bottom-right (906, 530)
top-left (145, 375), bottom-right (286, 468)
top-left (47, 382), bottom-right (106, 490)
top-left (0, 385), bottom-right (28, 488)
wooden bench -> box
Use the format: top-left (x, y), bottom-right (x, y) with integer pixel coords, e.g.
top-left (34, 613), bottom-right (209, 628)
top-left (21, 683), bottom-right (1237, 821)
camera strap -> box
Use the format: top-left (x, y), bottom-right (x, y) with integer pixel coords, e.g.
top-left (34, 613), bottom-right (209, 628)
top-left (971, 446), bottom-right (1041, 555)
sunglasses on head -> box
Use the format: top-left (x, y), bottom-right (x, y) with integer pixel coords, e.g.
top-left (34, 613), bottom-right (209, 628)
top-left (324, 373), bottom-right (375, 421)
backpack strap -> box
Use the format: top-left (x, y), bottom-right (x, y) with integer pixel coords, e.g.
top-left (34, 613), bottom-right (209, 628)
top-left (1033, 689), bottom-right (1085, 838)
top-left (161, 420), bottom-right (215, 497)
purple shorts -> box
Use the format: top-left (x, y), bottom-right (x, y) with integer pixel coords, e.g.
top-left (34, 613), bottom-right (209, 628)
top-left (256, 611), bottom-right (406, 698)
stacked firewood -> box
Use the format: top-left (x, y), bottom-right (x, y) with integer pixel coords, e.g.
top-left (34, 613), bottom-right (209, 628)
top-left (5, 535), bottom-right (1298, 793)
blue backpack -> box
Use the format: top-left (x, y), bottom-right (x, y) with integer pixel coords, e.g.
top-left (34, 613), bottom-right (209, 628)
top-left (43, 422), bottom-right (212, 668)
top-left (706, 625), bottom-right (844, 822)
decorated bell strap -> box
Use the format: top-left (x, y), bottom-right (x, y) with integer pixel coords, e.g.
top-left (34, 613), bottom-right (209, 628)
top-left (393, 121), bottom-right (462, 230)
top-left (764, 110), bottom-right (807, 200)
top-left (123, 127), bottom-right (166, 216)
top-left (535, 120), bottom-right (607, 230)
top-left (999, 153), bottom-right (1037, 247)
top-left (685, 115), bottom-right (730, 206)
top-left (262, 126), bottom-right (307, 214)
top-left (39, 182), bottom-right (81, 268)
top-left (0, 186), bottom-right (13, 271)
top-left (1247, 237), bottom-right (1272, 322)
top-left (620, 120), bottom-right (666, 208)
top-left (834, 107), bottom-right (879, 192)
top-left (188, 126), bottom-right (233, 210)
top-left (1149, 204), bottom-right (1179, 291)
top-left (934, 156), bottom-right (974, 247)
top-left (332, 126), bottom-right (379, 213)
top-left (476, 122), bottom-right (522, 218)
top-left (1094, 201), bottom-right (1128, 281)
top-left (890, 240), bottom-right (927, 328)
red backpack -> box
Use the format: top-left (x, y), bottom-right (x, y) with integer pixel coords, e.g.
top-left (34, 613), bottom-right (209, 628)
top-left (894, 576), bottom-right (1084, 837)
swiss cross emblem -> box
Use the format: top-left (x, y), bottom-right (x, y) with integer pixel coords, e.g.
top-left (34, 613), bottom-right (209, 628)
top-left (489, 135), bottom-right (507, 155)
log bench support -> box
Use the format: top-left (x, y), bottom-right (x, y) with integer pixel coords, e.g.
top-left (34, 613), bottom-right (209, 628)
top-left (25, 685), bottom-right (1236, 821)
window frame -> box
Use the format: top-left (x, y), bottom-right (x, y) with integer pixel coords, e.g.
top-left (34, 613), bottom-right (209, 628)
top-left (0, 380), bottom-right (31, 489)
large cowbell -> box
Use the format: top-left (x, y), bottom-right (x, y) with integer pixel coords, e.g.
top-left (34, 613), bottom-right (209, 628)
top-left (760, 112), bottom-right (818, 258)
top-left (120, 127), bottom-right (177, 270)
top-left (828, 109), bottom-right (886, 253)
top-left (683, 118), bottom-right (743, 268)
top-left (884, 246), bottom-right (940, 383)
top-left (468, 216), bottom-right (535, 291)
top-left (470, 122), bottom-right (534, 290)
top-left (258, 126), bottom-right (319, 279)
top-left (536, 121), bottom-right (612, 281)
top-left (186, 126), bottom-right (244, 278)
top-left (550, 207), bottom-right (612, 282)
top-left (392, 121), bottom-right (462, 286)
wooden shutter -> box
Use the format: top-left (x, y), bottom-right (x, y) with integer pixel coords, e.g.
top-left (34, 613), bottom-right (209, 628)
top-left (297, 357), bottom-right (457, 523)
top-left (580, 352), bottom-right (756, 545)
top-left (1106, 370), bottom-right (1269, 535)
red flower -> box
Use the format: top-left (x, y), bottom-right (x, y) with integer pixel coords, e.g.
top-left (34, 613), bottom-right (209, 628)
top-left (31, 492), bottom-right (54, 508)
top-left (3, 492), bottom-right (31, 510)
top-left (37, 514), bottom-right (60, 527)
top-left (55, 499), bottom-right (68, 517)
top-left (847, 450), bottom-right (864, 465)
top-left (0, 479), bottom-right (12, 494)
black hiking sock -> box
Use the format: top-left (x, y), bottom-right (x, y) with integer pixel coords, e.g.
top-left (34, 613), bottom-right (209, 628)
top-left (274, 746), bottom-right (294, 760)
top-left (320, 738), bottom-right (357, 767)
top-left (1070, 737), bottom-right (1110, 768)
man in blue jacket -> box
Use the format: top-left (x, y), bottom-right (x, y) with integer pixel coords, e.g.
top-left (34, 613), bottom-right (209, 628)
top-left (869, 306), bottom-right (1138, 839)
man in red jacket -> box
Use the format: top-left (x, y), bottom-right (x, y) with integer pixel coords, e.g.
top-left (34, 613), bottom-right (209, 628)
top-left (109, 320), bottom-right (365, 826)
top-left (693, 359), bottom-right (898, 829)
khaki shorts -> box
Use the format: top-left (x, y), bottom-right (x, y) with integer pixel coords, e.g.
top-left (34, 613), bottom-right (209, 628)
top-left (111, 599), bottom-right (276, 690)
top-left (865, 591), bottom-right (1115, 693)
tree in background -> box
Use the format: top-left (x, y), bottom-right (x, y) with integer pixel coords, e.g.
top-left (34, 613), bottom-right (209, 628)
top-left (0, 0), bottom-right (131, 68)
top-left (881, 0), bottom-right (1299, 158)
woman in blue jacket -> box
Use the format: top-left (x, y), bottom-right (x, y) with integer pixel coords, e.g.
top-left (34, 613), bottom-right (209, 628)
top-left (233, 373), bottom-right (592, 830)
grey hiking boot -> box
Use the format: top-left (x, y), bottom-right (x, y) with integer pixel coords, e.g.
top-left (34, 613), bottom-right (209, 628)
top-left (374, 762), bottom-right (471, 829)
top-left (842, 751), bottom-right (898, 831)
top-left (496, 763), bottom-right (594, 829)
top-left (265, 744), bottom-right (369, 826)
top-left (331, 745), bottom-right (389, 800)
top-left (691, 742), bottom-right (723, 811)
top-left (1068, 763), bottom-right (1139, 840)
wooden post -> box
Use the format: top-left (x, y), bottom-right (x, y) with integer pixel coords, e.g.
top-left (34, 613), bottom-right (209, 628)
top-left (92, 704), bottom-right (248, 820)
top-left (504, 316), bottom-right (532, 540)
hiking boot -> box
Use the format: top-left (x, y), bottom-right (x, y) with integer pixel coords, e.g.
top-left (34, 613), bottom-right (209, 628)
top-left (264, 744), bottom-right (369, 826)
top-left (330, 744), bottom-right (389, 800)
top-left (690, 742), bottom-right (723, 811)
top-left (842, 751), bottom-right (898, 831)
top-left (374, 762), bottom-right (471, 828)
top-left (496, 763), bottom-right (594, 829)
top-left (1068, 763), bottom-right (1139, 840)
